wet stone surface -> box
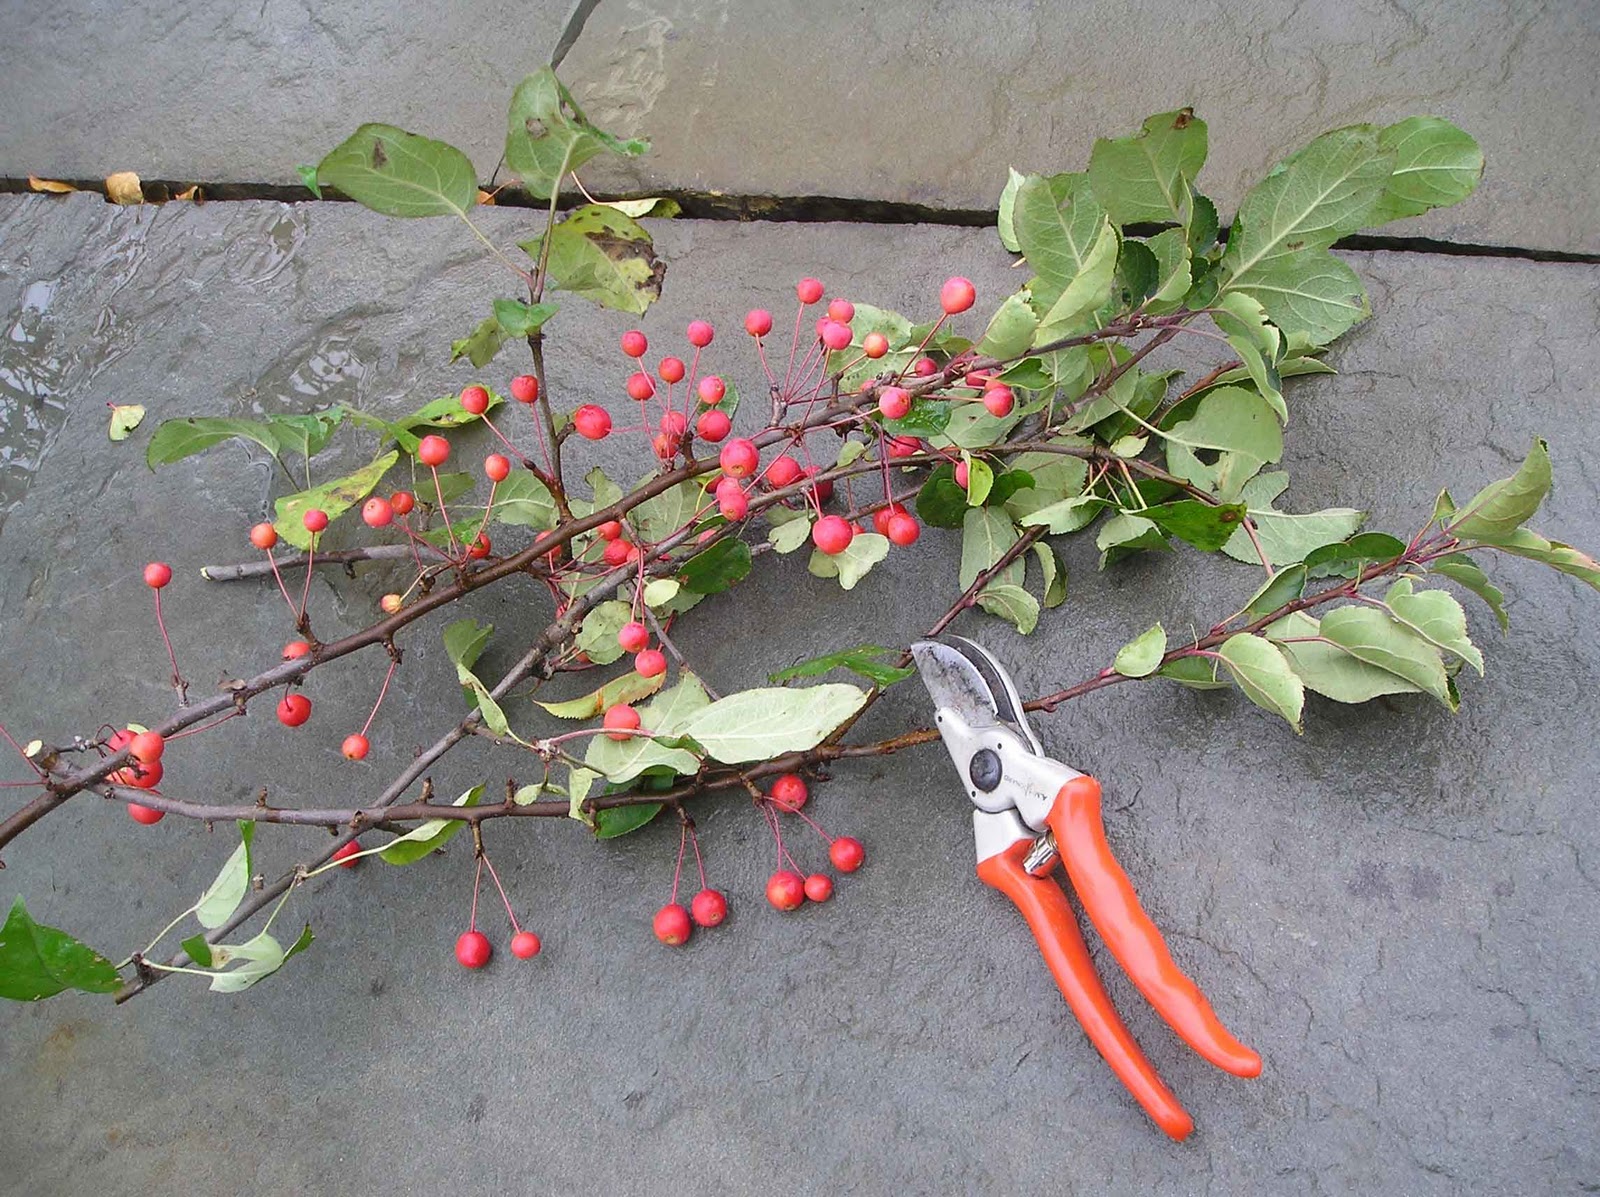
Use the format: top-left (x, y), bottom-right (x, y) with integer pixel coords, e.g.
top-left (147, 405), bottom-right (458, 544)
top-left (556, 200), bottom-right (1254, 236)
top-left (1, 1), bottom-right (1597, 252)
top-left (0, 194), bottom-right (1596, 1193)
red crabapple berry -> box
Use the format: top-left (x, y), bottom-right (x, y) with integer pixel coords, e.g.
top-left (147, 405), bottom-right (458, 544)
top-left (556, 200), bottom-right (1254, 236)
top-left (389, 491), bottom-right (415, 516)
top-left (129, 730), bottom-right (165, 763)
top-left (573, 404), bottom-right (612, 440)
top-left (332, 839), bottom-right (361, 868)
top-left (380, 593), bottom-right (403, 614)
top-left (765, 456), bottom-right (803, 489)
top-left (625, 372), bottom-right (656, 402)
top-left (887, 512), bottom-right (921, 546)
top-left (303, 508), bottom-right (329, 533)
top-left (510, 374), bottom-right (540, 404)
top-left (719, 438), bottom-right (759, 479)
top-left (697, 375), bottom-right (726, 406)
top-left (697, 410), bottom-right (732, 442)
top-left (796, 278), bottom-right (824, 305)
top-left (459, 384), bottom-right (490, 415)
top-left (602, 538), bottom-right (637, 567)
top-left (954, 461), bottom-right (970, 489)
top-left (620, 330), bottom-right (648, 358)
top-left (770, 773), bottom-right (808, 812)
top-left (912, 357), bottom-right (938, 377)
top-left (660, 411), bottom-right (688, 439)
top-left (715, 476), bottom-right (749, 520)
top-left (830, 836), bottom-right (865, 872)
top-left (745, 309), bottom-right (773, 337)
top-left (873, 503), bottom-right (906, 536)
top-left (113, 760), bottom-right (163, 790)
top-left (618, 621), bottom-right (650, 654)
top-left (940, 276), bottom-right (976, 314)
top-left (862, 332), bottom-right (889, 359)
top-left (886, 435), bottom-right (921, 459)
top-left (362, 497), bottom-right (393, 527)
top-left (283, 639), bottom-right (311, 660)
top-left (107, 728), bottom-right (135, 753)
top-left (686, 320), bottom-right (714, 348)
top-left (484, 453), bottom-right (511, 483)
top-left (603, 704), bottom-right (642, 741)
top-left (820, 320), bottom-right (852, 351)
top-left (877, 386), bottom-right (912, 420)
top-left (651, 433), bottom-right (678, 461)
top-left (812, 515), bottom-right (854, 555)
top-left (597, 520), bottom-right (623, 541)
top-left (342, 734), bottom-right (370, 760)
top-left (511, 931), bottom-right (542, 959)
top-left (965, 371), bottom-right (993, 390)
top-left (658, 356), bottom-right (686, 384)
top-left (128, 803), bottom-right (165, 825)
top-left (654, 903), bottom-right (692, 946)
top-left (249, 522), bottom-right (278, 550)
top-left (690, 888), bottom-right (728, 928)
top-left (277, 693), bottom-right (312, 727)
top-left (143, 562), bottom-right (172, 589)
top-left (455, 930), bottom-right (492, 969)
top-left (467, 534), bottom-right (491, 559)
top-left (766, 870), bottom-right (807, 911)
top-left (827, 298), bottom-right (855, 324)
top-left (803, 466), bottom-right (834, 505)
top-left (982, 385), bottom-right (1015, 417)
top-left (417, 435), bottom-right (449, 467)
top-left (634, 649), bottom-right (668, 679)
top-left (804, 874), bottom-right (834, 903)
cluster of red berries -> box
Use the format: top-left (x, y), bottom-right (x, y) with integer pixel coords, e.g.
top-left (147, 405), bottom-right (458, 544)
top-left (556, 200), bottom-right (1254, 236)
top-left (105, 726), bottom-right (167, 823)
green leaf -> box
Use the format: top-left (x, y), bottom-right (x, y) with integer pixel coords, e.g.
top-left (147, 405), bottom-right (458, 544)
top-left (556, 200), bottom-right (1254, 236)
top-left (296, 164), bottom-right (323, 198)
top-left (521, 205), bottom-right (664, 315)
top-left (1243, 562), bottom-right (1307, 617)
top-left (146, 416), bottom-right (280, 468)
top-left (594, 803), bottom-right (663, 839)
top-left (1088, 109), bottom-right (1208, 225)
top-left (1017, 494), bottom-right (1109, 535)
top-left (769, 645), bottom-right (916, 688)
top-left (997, 167), bottom-right (1026, 252)
top-left (274, 450), bottom-right (400, 549)
top-left (916, 465), bottom-right (968, 529)
top-left (1452, 439), bottom-right (1551, 541)
top-left (180, 933), bottom-right (213, 969)
top-left (492, 298), bottom-right (559, 337)
top-left (987, 469), bottom-right (1037, 510)
top-left (0, 898), bottom-right (122, 1001)
top-left (1197, 354), bottom-right (1336, 394)
top-left (1385, 578), bottom-right (1483, 675)
top-left (1464, 527), bottom-right (1600, 595)
top-left (455, 662), bottom-right (512, 737)
top-left (317, 124), bottom-right (477, 218)
top-left (642, 578), bottom-right (680, 608)
top-left (977, 583), bottom-right (1040, 634)
top-left (976, 292), bottom-right (1039, 360)
top-left (565, 765), bottom-right (598, 823)
top-left (443, 617), bottom-right (493, 707)
top-left (1158, 654), bottom-right (1230, 690)
top-left (1035, 218), bottom-right (1120, 339)
top-left (768, 517), bottom-right (813, 554)
top-left (195, 822), bottom-right (256, 930)
top-left (1144, 228), bottom-right (1192, 311)
top-left (1368, 117), bottom-right (1483, 225)
top-left (885, 399), bottom-right (952, 437)
top-left (1096, 512), bottom-right (1172, 567)
top-left (632, 479), bottom-right (704, 545)
top-left (1217, 634), bottom-right (1304, 730)
top-left (584, 674), bottom-right (711, 783)
top-left (1163, 386), bottom-right (1284, 463)
top-left (489, 470), bottom-right (558, 531)
top-left (503, 68), bottom-right (648, 201)
top-left (108, 403), bottom-right (145, 442)
top-left (450, 316), bottom-right (506, 368)
top-left (575, 600), bottom-right (632, 667)
top-left (1113, 240), bottom-right (1161, 309)
top-left (1304, 532), bottom-right (1409, 579)
top-left (1267, 611), bottom-right (1425, 703)
top-left (393, 392), bottom-right (503, 434)
top-left (680, 539), bottom-right (752, 594)
top-left (960, 507), bottom-right (1021, 588)
top-left (267, 410), bottom-right (346, 460)
top-left (1013, 173), bottom-right (1112, 322)
top-left (1221, 488), bottom-right (1367, 567)
top-left (1114, 624), bottom-right (1167, 677)
top-left (1430, 555), bottom-right (1509, 631)
top-left (380, 786), bottom-right (483, 864)
top-left (536, 670), bottom-right (663, 719)
top-left (205, 924), bottom-right (314, 994)
top-left (1033, 542), bottom-right (1068, 608)
top-left (1319, 606), bottom-right (1453, 707)
top-left (964, 456), bottom-right (995, 506)
top-left (1142, 499), bottom-right (1247, 552)
top-left (808, 533), bottom-right (891, 590)
top-left (1210, 291), bottom-right (1284, 420)
top-left (678, 684), bottom-right (868, 764)
top-left (1223, 125), bottom-right (1392, 280)
top-left (1225, 249), bottom-right (1370, 345)
top-left (1003, 442), bottom-right (1091, 523)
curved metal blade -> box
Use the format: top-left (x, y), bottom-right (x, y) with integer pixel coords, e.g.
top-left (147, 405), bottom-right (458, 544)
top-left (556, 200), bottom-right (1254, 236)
top-left (911, 636), bottom-right (1044, 755)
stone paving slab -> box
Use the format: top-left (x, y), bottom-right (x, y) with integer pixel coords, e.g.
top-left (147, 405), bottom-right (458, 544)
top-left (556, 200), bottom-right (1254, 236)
top-left (0, 194), bottom-right (1597, 1194)
top-left (1, 1), bottom-right (1598, 252)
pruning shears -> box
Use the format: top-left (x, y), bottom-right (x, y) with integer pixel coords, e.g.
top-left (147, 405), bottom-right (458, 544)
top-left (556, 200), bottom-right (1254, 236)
top-left (911, 635), bottom-right (1261, 1140)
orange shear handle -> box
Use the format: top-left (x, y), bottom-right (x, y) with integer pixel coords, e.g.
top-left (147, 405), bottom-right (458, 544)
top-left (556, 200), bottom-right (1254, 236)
top-left (1048, 775), bottom-right (1263, 1079)
top-left (977, 838), bottom-right (1194, 1141)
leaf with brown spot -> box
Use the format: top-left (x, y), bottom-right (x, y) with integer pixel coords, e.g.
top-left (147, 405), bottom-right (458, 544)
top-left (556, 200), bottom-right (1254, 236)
top-left (519, 204), bottom-right (664, 315)
top-left (503, 68), bottom-right (647, 201)
top-left (105, 172), bottom-right (143, 205)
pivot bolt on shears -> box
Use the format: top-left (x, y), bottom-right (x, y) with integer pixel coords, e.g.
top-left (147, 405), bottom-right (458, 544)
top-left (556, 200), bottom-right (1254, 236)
top-left (912, 635), bottom-right (1261, 1140)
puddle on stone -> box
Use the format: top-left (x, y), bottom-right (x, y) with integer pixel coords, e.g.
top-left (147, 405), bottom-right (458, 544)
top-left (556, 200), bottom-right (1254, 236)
top-left (0, 277), bottom-right (70, 533)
